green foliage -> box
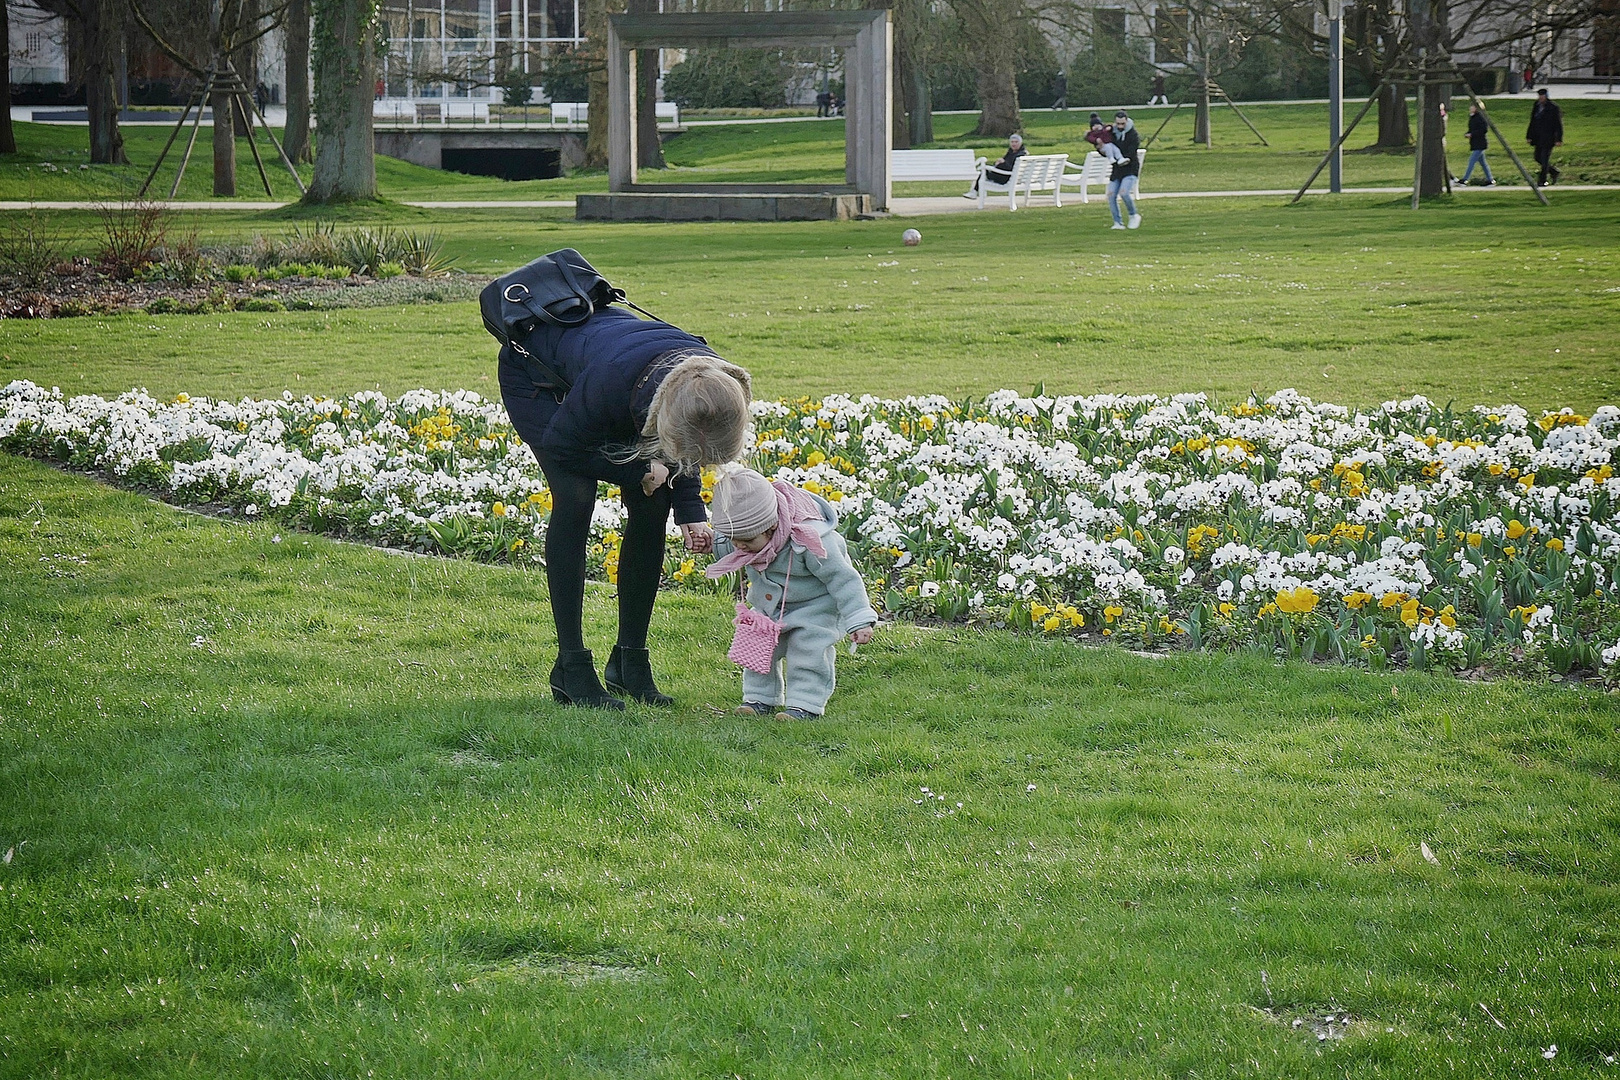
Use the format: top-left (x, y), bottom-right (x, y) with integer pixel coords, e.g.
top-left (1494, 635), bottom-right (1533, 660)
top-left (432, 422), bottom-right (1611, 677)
top-left (538, 52), bottom-right (590, 103)
top-left (497, 66), bottom-right (535, 108)
top-left (663, 48), bottom-right (793, 109)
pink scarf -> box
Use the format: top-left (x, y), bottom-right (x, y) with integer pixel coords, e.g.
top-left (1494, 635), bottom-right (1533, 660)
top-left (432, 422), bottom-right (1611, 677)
top-left (706, 480), bottom-right (827, 577)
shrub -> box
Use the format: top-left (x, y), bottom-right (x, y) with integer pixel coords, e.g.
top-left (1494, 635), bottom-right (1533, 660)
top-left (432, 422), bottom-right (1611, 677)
top-left (376, 261), bottom-right (405, 279)
top-left (396, 231), bottom-right (452, 276)
top-left (95, 199), bottom-right (170, 280)
top-left (240, 298), bottom-right (286, 312)
top-left (54, 299), bottom-right (97, 318)
top-left (223, 264), bottom-right (260, 283)
top-left (281, 222), bottom-right (342, 269)
top-left (0, 209), bottom-right (65, 287)
top-left (144, 297), bottom-right (179, 314)
top-left (664, 48), bottom-right (792, 108)
top-left (160, 233), bottom-right (215, 286)
top-left (339, 227), bottom-right (391, 276)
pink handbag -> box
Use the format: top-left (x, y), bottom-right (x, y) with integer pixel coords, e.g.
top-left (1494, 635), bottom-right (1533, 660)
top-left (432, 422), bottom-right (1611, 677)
top-left (728, 563), bottom-right (790, 674)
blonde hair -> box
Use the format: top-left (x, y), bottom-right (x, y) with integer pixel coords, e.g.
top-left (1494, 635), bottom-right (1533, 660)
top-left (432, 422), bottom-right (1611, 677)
top-left (626, 354), bottom-right (752, 471)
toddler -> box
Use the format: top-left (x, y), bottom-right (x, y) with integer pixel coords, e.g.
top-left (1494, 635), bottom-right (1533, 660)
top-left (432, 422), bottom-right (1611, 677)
top-left (706, 467), bottom-right (877, 719)
top-left (1085, 113), bottom-right (1127, 163)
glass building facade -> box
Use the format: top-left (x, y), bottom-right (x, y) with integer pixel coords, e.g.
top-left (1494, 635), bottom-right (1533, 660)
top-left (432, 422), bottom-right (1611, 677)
top-left (378, 0), bottom-right (586, 99)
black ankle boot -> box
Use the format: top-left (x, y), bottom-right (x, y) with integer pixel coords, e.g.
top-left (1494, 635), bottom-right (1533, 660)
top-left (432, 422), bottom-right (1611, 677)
top-left (604, 645), bottom-right (674, 707)
top-left (549, 649), bottom-right (624, 710)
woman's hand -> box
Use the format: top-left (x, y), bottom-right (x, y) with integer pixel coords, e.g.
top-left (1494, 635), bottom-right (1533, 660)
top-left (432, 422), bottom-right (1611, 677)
top-left (850, 625), bottom-right (875, 646)
top-left (680, 522), bottom-right (714, 554)
top-left (641, 460), bottom-right (670, 497)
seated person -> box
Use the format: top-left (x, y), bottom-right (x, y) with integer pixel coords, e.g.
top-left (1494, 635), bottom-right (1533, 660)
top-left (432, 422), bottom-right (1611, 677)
top-left (965, 133), bottom-right (1027, 196)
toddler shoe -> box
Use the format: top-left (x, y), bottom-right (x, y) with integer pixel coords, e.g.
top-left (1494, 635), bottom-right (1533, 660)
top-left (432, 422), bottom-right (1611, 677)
top-left (734, 701), bottom-right (774, 716)
top-left (776, 707), bottom-right (818, 720)
top-left (1110, 222), bottom-right (1126, 230)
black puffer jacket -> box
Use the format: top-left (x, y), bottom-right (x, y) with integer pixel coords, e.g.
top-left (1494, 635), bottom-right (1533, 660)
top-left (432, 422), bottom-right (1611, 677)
top-left (505, 307), bottom-right (714, 523)
top-left (1468, 111), bottom-right (1488, 151)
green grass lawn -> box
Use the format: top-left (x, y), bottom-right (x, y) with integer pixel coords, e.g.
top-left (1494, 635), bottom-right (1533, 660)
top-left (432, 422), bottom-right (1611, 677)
top-left (4, 193), bottom-right (1618, 411)
top-left (4, 98), bottom-right (1617, 204)
top-left (3, 181), bottom-right (1620, 1076)
top-left (3, 452), bottom-right (1618, 1078)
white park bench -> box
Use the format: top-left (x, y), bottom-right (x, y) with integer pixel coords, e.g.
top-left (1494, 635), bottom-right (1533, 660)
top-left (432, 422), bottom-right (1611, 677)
top-left (546, 101), bottom-right (679, 126)
top-left (549, 101), bottom-right (587, 125)
top-left (889, 148), bottom-right (982, 183)
top-left (1060, 149), bottom-right (1148, 202)
top-left (444, 100), bottom-right (490, 123)
top-left (373, 98), bottom-right (413, 123)
top-left (978, 152), bottom-right (1069, 210)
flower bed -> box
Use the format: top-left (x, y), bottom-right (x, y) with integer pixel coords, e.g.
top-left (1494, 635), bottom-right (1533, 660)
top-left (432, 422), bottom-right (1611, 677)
top-left (4, 380), bottom-right (1618, 682)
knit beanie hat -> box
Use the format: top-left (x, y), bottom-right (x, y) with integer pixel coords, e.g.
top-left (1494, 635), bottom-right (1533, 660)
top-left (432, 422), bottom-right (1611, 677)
top-left (710, 467), bottom-right (779, 540)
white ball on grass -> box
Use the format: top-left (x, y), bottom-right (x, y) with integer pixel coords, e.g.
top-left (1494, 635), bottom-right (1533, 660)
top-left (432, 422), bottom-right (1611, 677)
top-left (902, 228), bottom-right (921, 247)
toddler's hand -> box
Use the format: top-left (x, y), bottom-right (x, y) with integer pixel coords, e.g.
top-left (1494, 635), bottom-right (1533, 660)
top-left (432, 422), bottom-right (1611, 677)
top-left (680, 522), bottom-right (714, 553)
top-left (642, 460), bottom-right (670, 496)
top-left (850, 625), bottom-right (875, 646)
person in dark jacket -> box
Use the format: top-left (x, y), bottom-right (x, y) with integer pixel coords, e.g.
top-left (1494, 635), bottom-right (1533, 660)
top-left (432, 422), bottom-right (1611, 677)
top-left (499, 307), bottom-right (753, 710)
top-left (1460, 103), bottom-right (1495, 185)
top-left (1526, 87), bottom-right (1563, 186)
top-left (965, 133), bottom-right (1027, 197)
top-left (1106, 110), bottom-right (1142, 229)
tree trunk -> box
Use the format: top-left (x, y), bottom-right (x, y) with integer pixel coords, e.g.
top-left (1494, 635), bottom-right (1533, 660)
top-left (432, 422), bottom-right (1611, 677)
top-left (307, 0), bottom-right (377, 202)
top-left (892, 41), bottom-right (912, 150)
top-left (955, 0), bottom-right (1020, 137)
top-left (283, 0), bottom-right (312, 163)
top-left (971, 62), bottom-right (1019, 137)
top-left (83, 0), bottom-right (130, 164)
top-left (1417, 81), bottom-right (1450, 196)
top-left (1, 0), bottom-right (17, 155)
top-left (212, 89), bottom-right (238, 195)
top-left (1375, 81), bottom-right (1410, 146)
top-left (909, 67), bottom-right (933, 145)
top-left (583, 0), bottom-right (612, 169)
top-left (1193, 71), bottom-right (1211, 145)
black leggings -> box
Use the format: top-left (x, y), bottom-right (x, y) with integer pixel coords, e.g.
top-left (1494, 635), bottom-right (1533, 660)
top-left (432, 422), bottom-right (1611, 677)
top-left (501, 365), bottom-right (671, 654)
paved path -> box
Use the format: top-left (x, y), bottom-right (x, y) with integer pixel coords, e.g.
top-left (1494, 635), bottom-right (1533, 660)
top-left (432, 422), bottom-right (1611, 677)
top-left (4, 185), bottom-right (1614, 216)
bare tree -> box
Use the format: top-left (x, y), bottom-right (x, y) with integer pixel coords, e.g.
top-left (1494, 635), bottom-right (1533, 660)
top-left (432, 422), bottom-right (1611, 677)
top-left (947, 0), bottom-right (1025, 136)
top-left (130, 0), bottom-right (290, 193)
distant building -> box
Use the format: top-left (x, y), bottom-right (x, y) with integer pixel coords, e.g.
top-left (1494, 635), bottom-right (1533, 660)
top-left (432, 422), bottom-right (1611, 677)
top-left (8, 0), bottom-right (68, 85)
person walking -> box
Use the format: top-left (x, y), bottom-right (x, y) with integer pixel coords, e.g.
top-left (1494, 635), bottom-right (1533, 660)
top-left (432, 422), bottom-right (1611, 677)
top-left (1148, 73), bottom-right (1168, 105)
top-left (964, 132), bottom-right (1027, 197)
top-left (816, 89), bottom-right (831, 117)
top-left (1460, 102), bottom-right (1495, 185)
top-left (1052, 70), bottom-right (1068, 111)
top-left (497, 306), bottom-right (753, 710)
top-left (1105, 110), bottom-right (1141, 229)
top-left (1527, 87), bottom-right (1563, 186)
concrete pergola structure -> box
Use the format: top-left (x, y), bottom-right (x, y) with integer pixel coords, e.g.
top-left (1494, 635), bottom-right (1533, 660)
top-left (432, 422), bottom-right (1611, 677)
top-left (581, 9), bottom-right (891, 221)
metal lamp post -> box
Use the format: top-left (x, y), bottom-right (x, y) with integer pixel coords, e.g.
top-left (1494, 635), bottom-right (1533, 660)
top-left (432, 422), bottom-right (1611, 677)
top-left (1328, 0), bottom-right (1343, 193)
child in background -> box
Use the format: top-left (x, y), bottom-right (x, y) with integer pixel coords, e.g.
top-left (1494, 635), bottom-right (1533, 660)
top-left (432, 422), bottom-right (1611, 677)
top-left (706, 467), bottom-right (877, 719)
